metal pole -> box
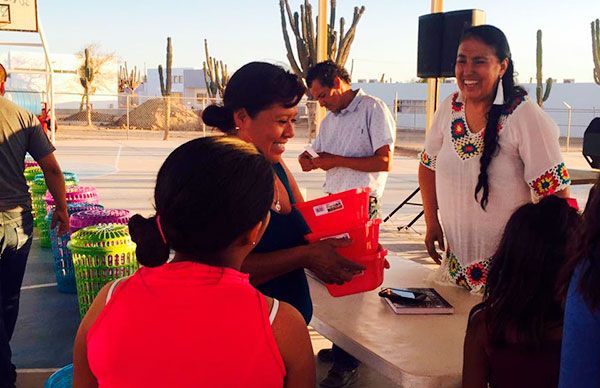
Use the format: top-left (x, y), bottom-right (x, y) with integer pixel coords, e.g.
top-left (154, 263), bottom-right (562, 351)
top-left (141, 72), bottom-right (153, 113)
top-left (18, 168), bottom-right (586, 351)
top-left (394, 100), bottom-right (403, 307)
top-left (425, 0), bottom-right (443, 132)
top-left (37, 18), bottom-right (56, 144)
top-left (563, 101), bottom-right (572, 152)
top-left (414, 108), bottom-right (417, 130)
top-left (314, 0), bottom-right (328, 136)
top-left (202, 97), bottom-right (206, 137)
top-left (126, 94), bottom-right (130, 139)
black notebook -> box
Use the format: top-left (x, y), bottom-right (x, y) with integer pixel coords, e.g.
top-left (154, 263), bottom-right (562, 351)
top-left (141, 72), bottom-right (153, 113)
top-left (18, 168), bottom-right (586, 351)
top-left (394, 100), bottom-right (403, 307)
top-left (382, 288), bottom-right (454, 315)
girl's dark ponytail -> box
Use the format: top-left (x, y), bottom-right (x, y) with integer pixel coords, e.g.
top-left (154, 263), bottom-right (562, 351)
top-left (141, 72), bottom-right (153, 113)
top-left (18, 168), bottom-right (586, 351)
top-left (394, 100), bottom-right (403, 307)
top-left (128, 214), bottom-right (170, 267)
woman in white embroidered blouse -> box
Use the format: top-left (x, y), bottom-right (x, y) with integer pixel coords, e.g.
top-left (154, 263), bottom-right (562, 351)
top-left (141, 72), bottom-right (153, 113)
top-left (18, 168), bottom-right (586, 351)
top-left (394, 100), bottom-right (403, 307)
top-left (418, 25), bottom-right (571, 292)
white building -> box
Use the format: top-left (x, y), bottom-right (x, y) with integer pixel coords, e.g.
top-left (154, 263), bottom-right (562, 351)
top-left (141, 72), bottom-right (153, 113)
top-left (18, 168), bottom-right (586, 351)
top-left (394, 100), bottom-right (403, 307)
top-left (140, 68), bottom-right (208, 108)
top-left (0, 50), bottom-right (118, 111)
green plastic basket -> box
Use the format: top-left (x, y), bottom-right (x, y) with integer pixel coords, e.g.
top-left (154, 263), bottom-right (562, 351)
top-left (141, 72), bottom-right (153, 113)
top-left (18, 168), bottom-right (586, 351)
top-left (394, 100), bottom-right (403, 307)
top-left (68, 224), bottom-right (138, 317)
top-left (24, 165), bottom-right (43, 184)
top-left (31, 172), bottom-right (79, 248)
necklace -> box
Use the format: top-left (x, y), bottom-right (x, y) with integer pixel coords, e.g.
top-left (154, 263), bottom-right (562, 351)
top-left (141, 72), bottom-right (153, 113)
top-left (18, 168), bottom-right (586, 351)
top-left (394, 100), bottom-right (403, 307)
top-left (274, 183), bottom-right (282, 212)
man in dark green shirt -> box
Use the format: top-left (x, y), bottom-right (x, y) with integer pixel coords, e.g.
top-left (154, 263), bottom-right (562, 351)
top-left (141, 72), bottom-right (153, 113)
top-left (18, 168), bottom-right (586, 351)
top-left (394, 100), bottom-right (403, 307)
top-left (0, 63), bottom-right (68, 387)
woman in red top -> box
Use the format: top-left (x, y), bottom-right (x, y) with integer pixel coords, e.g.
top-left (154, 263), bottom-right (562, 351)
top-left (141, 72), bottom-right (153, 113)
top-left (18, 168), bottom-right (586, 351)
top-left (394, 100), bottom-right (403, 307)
top-left (73, 136), bottom-right (315, 388)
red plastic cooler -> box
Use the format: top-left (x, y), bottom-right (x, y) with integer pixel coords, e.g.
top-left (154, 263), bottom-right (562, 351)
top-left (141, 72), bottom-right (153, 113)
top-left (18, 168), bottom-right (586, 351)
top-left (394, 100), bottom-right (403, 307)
top-left (295, 187), bottom-right (371, 233)
top-left (325, 247), bottom-right (387, 297)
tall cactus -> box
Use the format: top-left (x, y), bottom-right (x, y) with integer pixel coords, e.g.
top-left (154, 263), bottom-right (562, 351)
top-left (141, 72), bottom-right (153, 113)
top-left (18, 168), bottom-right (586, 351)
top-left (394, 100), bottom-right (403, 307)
top-left (592, 19), bottom-right (600, 85)
top-left (202, 39), bottom-right (229, 99)
top-left (279, 0), bottom-right (365, 137)
top-left (158, 37), bottom-right (173, 97)
top-left (118, 62), bottom-right (143, 93)
top-left (158, 37), bottom-right (173, 140)
top-left (279, 0), bottom-right (364, 78)
top-left (80, 48), bottom-right (94, 126)
top-left (536, 29), bottom-right (553, 107)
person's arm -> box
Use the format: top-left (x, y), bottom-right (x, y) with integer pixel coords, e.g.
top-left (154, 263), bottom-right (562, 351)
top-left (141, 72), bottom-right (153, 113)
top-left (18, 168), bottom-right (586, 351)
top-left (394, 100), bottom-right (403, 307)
top-left (242, 238), bottom-right (365, 286)
top-left (73, 281), bottom-right (115, 388)
top-left (512, 101), bottom-right (572, 201)
top-left (312, 145), bottom-right (392, 172)
top-left (419, 164), bottom-right (444, 263)
top-left (271, 301), bottom-right (315, 388)
top-left (37, 152), bottom-right (69, 235)
top-left (462, 312), bottom-right (490, 388)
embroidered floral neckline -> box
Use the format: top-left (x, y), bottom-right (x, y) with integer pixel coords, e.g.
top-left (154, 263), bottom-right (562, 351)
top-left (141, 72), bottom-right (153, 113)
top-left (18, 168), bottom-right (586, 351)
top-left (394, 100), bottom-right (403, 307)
top-left (449, 92), bottom-right (525, 161)
top-left (450, 93), bottom-right (485, 160)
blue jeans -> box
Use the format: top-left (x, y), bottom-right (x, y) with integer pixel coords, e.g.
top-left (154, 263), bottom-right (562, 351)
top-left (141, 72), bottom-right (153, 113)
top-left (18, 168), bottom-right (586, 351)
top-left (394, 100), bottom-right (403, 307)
top-left (0, 210), bottom-right (33, 388)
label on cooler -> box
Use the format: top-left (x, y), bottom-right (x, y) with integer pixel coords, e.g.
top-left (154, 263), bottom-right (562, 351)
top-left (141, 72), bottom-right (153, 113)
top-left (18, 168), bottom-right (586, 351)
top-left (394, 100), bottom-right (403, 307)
top-left (313, 199), bottom-right (344, 216)
top-left (319, 232), bottom-right (350, 241)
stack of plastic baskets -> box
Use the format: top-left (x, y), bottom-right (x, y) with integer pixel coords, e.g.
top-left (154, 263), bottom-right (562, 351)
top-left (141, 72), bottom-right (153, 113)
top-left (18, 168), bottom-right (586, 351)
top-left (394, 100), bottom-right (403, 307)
top-left (24, 162), bottom-right (42, 186)
top-left (24, 162), bottom-right (43, 218)
top-left (41, 185), bottom-right (98, 248)
top-left (46, 203), bottom-right (104, 293)
top-left (69, 224), bottom-right (137, 317)
top-left (31, 172), bottom-right (78, 247)
top-left (297, 187), bottom-right (387, 297)
top-left (44, 364), bottom-right (72, 388)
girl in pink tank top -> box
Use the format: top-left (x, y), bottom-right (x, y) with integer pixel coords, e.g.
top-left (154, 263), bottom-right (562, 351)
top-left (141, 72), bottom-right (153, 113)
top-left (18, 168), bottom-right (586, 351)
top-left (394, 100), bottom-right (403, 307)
top-left (73, 136), bottom-right (315, 387)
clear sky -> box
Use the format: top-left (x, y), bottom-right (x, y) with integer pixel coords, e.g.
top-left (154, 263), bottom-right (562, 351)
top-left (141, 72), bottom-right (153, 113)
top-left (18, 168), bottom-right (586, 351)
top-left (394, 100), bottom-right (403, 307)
top-left (3, 0), bottom-right (600, 83)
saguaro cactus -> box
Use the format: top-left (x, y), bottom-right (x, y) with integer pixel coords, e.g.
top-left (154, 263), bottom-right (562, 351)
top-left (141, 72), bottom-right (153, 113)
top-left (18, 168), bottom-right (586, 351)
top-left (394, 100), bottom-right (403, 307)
top-left (279, 0), bottom-right (365, 138)
top-left (592, 19), bottom-right (600, 85)
top-left (536, 29), bottom-right (553, 107)
top-left (158, 37), bottom-right (173, 140)
top-left (202, 39), bottom-right (229, 99)
top-left (80, 48), bottom-right (94, 126)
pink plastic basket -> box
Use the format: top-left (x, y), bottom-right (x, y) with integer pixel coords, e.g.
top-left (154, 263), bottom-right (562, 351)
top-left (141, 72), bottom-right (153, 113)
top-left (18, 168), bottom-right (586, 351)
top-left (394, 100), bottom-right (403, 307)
top-left (69, 208), bottom-right (131, 233)
top-left (25, 160), bottom-right (39, 168)
top-left (45, 186), bottom-right (99, 210)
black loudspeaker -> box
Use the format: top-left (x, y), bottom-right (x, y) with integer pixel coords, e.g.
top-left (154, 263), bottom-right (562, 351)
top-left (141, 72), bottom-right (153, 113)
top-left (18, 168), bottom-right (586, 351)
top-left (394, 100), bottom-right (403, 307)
top-left (417, 13), bottom-right (444, 78)
top-left (417, 9), bottom-right (485, 78)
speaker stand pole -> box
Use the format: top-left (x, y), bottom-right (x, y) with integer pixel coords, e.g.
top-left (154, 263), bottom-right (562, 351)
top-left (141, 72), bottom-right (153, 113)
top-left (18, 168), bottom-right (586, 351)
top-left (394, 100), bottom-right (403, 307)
top-left (314, 0), bottom-right (328, 138)
top-left (425, 0), bottom-right (443, 132)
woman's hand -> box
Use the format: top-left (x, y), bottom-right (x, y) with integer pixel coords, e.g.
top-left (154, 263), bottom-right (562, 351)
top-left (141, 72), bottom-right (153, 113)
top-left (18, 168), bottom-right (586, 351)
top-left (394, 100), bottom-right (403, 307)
top-left (303, 238), bottom-right (366, 285)
top-left (425, 221), bottom-right (445, 264)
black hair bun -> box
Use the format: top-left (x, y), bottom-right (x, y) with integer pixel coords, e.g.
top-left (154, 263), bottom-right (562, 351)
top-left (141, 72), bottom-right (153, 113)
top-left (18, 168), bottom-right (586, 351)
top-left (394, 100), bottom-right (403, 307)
top-left (128, 214), bottom-right (170, 267)
top-left (202, 105), bottom-right (235, 134)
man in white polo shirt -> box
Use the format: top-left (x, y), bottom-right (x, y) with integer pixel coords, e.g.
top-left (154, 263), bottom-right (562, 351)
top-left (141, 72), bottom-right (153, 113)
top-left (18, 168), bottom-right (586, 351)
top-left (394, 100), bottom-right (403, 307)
top-left (299, 60), bottom-right (396, 387)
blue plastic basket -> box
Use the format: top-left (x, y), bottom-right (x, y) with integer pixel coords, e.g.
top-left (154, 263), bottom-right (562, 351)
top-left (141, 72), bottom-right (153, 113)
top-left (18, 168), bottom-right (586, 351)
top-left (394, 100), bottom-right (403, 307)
top-left (44, 364), bottom-right (73, 388)
top-left (47, 203), bottom-right (104, 293)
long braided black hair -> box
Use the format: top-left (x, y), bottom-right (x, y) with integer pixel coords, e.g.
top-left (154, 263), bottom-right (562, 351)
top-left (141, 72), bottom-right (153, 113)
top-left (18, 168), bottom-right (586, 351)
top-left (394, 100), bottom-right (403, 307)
top-left (461, 25), bottom-right (527, 210)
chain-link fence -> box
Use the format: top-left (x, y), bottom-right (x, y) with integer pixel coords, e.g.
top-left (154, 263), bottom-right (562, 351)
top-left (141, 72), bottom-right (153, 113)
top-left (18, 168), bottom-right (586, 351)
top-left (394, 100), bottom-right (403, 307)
top-left (390, 99), bottom-right (600, 136)
top-left (54, 93), bottom-right (217, 134)
top-left (5, 89), bottom-right (600, 147)
top-left (49, 92), bottom-right (311, 136)
top-left (390, 98), bottom-right (599, 152)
